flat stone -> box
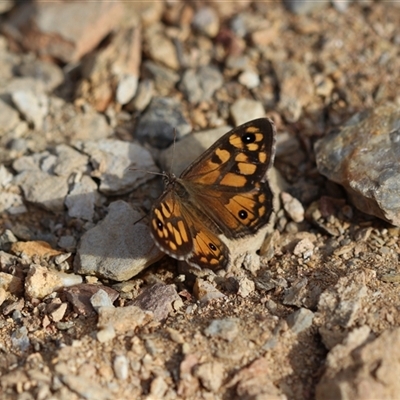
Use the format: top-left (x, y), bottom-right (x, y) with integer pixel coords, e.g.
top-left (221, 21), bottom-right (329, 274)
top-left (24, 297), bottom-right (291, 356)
top-left (77, 139), bottom-right (157, 195)
top-left (149, 376), bottom-right (168, 398)
top-left (11, 90), bottom-right (48, 131)
top-left (144, 25), bottom-right (179, 70)
top-left (204, 318), bottom-right (240, 342)
top-left (64, 107), bottom-right (112, 142)
top-left (0, 272), bottom-right (23, 296)
top-left (179, 66), bottom-right (223, 103)
top-left (10, 240), bottom-right (63, 259)
top-left (193, 279), bottom-right (226, 304)
top-left (316, 327), bottom-right (400, 400)
top-left (74, 201), bottom-right (163, 281)
top-left (192, 7), bottom-right (220, 38)
top-left (238, 70), bottom-right (260, 89)
top-left (12, 151), bottom-right (48, 173)
top-left (14, 170), bottom-right (68, 212)
top-left (25, 265), bottom-right (83, 300)
top-left (230, 99), bottom-right (266, 126)
top-left (237, 277), bottom-right (255, 298)
top-left (0, 192), bottom-right (26, 215)
top-left (135, 97), bottom-right (192, 148)
top-left (287, 308), bottom-right (315, 334)
top-left (11, 326), bottom-right (30, 352)
top-left (60, 373), bottom-right (113, 400)
top-left (90, 289), bottom-right (115, 309)
top-left (0, 99), bottom-right (21, 135)
top-left (0, 165), bottom-right (13, 187)
top-left (4, 2), bottom-right (124, 62)
top-left (315, 104), bottom-right (400, 227)
top-left (283, 278), bottom-right (308, 307)
top-left (48, 302), bottom-right (68, 322)
top-left (53, 144), bottom-right (90, 177)
top-left (65, 175), bottom-right (99, 221)
top-left (131, 283), bottom-right (182, 321)
top-left (142, 61), bottom-right (180, 96)
top-left (317, 271), bottom-right (369, 329)
top-left (63, 284), bottom-right (119, 316)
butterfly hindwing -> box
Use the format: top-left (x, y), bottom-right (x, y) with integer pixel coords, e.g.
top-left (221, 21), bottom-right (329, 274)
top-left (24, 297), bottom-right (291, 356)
top-left (185, 210), bottom-right (229, 270)
top-left (151, 191), bottom-right (229, 270)
top-left (151, 191), bottom-right (193, 259)
top-left (186, 181), bottom-right (274, 238)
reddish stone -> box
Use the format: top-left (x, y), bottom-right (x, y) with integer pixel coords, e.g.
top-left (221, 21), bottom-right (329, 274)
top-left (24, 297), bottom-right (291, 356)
top-left (4, 1), bottom-right (124, 62)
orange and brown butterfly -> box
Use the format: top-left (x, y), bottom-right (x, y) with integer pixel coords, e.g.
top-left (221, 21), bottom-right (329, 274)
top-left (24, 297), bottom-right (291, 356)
top-left (150, 118), bottom-right (276, 270)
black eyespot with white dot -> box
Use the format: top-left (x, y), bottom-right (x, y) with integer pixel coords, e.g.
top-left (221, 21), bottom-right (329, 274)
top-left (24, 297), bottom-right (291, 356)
top-left (209, 243), bottom-right (217, 251)
top-left (242, 133), bottom-right (256, 144)
top-left (156, 219), bottom-right (164, 230)
top-left (238, 210), bottom-right (248, 220)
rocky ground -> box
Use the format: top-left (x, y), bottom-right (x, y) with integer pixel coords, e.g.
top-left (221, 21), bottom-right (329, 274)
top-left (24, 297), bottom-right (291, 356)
top-left (0, 1), bottom-right (400, 399)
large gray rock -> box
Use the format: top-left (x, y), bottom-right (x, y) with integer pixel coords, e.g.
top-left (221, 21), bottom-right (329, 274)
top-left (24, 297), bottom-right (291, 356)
top-left (74, 201), bottom-right (163, 281)
top-left (315, 104), bottom-right (400, 226)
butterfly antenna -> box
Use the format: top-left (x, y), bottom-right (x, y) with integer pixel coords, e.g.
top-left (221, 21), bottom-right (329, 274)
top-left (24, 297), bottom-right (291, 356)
top-left (170, 127), bottom-right (177, 174)
top-left (133, 213), bottom-right (147, 225)
top-left (128, 167), bottom-right (166, 178)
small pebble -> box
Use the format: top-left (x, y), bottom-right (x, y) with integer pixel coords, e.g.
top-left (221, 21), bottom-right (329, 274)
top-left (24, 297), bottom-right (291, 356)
top-left (149, 376), bottom-right (168, 398)
top-left (204, 318), bottom-right (239, 342)
top-left (113, 355), bottom-right (129, 380)
top-left (281, 192), bottom-right (305, 223)
top-left (287, 308), bottom-right (314, 334)
top-left (49, 303), bottom-right (68, 322)
top-left (11, 326), bottom-right (30, 352)
top-left (238, 70), bottom-right (260, 89)
top-left (230, 98), bottom-right (265, 126)
top-left (193, 279), bottom-right (225, 304)
top-left (194, 361), bottom-right (225, 392)
top-left (90, 289), bottom-right (114, 310)
top-left (192, 7), bottom-right (220, 37)
top-left (97, 325), bottom-right (116, 343)
top-left (237, 277), bottom-right (255, 298)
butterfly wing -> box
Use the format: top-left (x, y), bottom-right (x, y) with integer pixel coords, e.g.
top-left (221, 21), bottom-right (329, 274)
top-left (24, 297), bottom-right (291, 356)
top-left (151, 190), bottom-right (229, 270)
top-left (150, 190), bottom-right (193, 260)
top-left (186, 181), bottom-right (273, 238)
top-left (181, 118), bottom-right (276, 238)
top-left (185, 209), bottom-right (229, 270)
top-left (181, 118), bottom-right (275, 191)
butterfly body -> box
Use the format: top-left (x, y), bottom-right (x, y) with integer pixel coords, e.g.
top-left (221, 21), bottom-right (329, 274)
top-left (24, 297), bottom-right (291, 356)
top-left (150, 118), bottom-right (276, 270)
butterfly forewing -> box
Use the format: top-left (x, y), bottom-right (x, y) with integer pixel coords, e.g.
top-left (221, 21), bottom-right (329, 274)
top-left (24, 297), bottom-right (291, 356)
top-left (181, 118), bottom-right (275, 190)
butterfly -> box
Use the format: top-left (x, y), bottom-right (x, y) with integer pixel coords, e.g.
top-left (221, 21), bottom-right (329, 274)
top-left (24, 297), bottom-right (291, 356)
top-left (150, 118), bottom-right (276, 270)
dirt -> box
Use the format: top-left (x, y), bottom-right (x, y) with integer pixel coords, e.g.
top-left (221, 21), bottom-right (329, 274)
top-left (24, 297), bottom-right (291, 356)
top-left (1, 2), bottom-right (400, 400)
